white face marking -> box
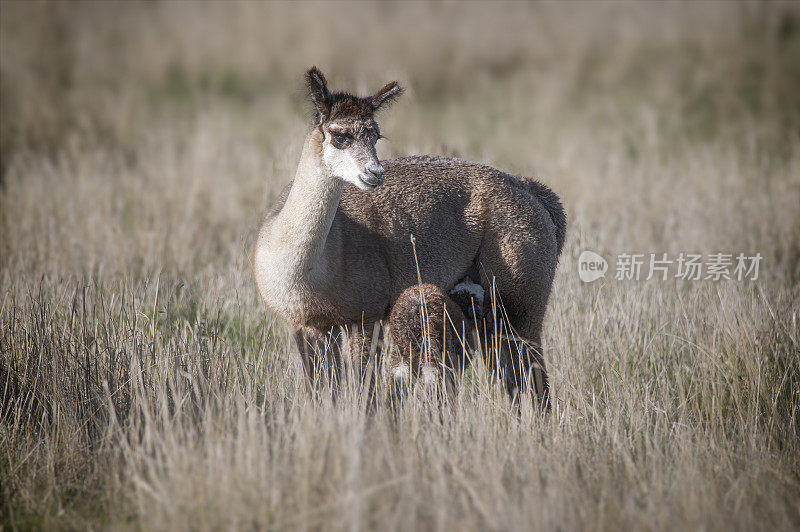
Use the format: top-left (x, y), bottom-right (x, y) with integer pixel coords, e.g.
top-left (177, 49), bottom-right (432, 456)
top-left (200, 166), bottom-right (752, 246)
top-left (322, 136), bottom-right (375, 191)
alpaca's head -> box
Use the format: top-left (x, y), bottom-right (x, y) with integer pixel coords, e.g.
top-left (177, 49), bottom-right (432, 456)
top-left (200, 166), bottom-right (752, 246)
top-left (305, 66), bottom-right (403, 191)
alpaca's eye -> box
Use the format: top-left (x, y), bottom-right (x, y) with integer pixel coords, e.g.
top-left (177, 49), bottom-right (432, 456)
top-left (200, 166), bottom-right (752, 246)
top-left (331, 133), bottom-right (351, 148)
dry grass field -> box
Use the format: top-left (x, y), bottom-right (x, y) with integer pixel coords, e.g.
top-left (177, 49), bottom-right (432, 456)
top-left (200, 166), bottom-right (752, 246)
top-left (2, 1), bottom-right (800, 529)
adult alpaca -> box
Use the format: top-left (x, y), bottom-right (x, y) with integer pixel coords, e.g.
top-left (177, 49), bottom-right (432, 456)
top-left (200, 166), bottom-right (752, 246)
top-left (252, 67), bottom-right (565, 406)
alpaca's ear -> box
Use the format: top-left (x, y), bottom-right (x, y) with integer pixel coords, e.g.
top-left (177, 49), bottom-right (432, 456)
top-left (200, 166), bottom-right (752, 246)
top-left (371, 81), bottom-right (403, 111)
top-left (306, 66), bottom-right (331, 123)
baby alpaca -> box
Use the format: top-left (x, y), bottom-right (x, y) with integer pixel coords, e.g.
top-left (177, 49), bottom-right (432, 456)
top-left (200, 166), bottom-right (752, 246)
top-left (389, 279), bottom-right (484, 388)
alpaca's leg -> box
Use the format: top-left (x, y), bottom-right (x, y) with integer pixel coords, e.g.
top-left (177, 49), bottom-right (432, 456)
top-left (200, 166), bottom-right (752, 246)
top-left (387, 306), bottom-right (420, 410)
top-left (447, 277), bottom-right (484, 381)
top-left (480, 280), bottom-right (551, 411)
top-left (502, 330), bottom-right (550, 411)
top-left (293, 326), bottom-right (343, 390)
top-left (344, 321), bottom-right (383, 411)
top-left (388, 330), bottom-right (414, 407)
top-left (344, 321), bottom-right (383, 380)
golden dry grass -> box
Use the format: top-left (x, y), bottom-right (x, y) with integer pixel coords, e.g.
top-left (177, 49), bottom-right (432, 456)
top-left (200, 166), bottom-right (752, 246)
top-left (1, 1), bottom-right (799, 530)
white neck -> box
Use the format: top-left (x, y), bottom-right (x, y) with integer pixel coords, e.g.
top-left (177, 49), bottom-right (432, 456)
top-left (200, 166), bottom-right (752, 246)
top-left (258, 128), bottom-right (343, 285)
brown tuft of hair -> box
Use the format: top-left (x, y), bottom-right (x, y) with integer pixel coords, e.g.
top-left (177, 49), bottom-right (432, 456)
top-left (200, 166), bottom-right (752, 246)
top-left (304, 67), bottom-right (403, 125)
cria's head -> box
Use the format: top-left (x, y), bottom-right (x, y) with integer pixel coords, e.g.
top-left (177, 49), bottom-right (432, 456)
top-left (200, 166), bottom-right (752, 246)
top-left (305, 66), bottom-right (403, 191)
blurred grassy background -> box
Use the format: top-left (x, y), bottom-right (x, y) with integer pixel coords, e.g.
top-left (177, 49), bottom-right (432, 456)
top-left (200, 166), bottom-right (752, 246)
top-left (1, 1), bottom-right (799, 529)
top-left (2, 0), bottom-right (799, 279)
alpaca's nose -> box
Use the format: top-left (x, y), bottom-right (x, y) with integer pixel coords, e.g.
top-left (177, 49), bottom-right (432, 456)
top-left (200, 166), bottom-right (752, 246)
top-left (363, 161), bottom-right (385, 186)
top-left (365, 161), bottom-right (384, 178)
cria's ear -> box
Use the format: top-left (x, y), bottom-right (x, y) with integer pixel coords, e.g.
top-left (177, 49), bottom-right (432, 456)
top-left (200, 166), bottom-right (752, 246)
top-left (306, 66), bottom-right (331, 123)
top-left (371, 81), bottom-right (403, 111)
